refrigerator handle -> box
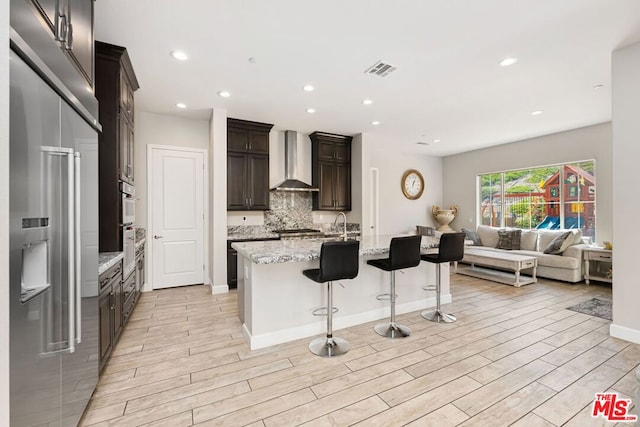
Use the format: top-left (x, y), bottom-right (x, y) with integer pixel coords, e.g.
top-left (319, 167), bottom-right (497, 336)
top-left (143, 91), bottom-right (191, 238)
top-left (74, 152), bottom-right (82, 344)
top-left (54, 0), bottom-right (65, 43)
top-left (67, 152), bottom-right (76, 353)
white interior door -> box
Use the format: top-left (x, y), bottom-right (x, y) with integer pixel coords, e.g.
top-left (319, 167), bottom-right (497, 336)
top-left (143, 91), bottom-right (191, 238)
top-left (150, 147), bottom-right (205, 289)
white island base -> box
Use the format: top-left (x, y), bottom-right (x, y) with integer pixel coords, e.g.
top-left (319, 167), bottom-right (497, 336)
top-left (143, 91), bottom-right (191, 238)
top-left (236, 251), bottom-right (450, 350)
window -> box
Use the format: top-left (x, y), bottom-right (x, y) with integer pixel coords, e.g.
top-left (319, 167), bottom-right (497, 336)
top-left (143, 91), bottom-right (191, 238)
top-left (478, 161), bottom-right (596, 239)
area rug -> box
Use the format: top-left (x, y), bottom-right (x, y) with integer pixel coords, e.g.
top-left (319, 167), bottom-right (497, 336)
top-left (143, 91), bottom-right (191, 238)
top-left (566, 298), bottom-right (612, 321)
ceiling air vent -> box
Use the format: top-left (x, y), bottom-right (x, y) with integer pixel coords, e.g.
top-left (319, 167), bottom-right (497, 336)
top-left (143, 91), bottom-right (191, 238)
top-left (364, 60), bottom-right (397, 77)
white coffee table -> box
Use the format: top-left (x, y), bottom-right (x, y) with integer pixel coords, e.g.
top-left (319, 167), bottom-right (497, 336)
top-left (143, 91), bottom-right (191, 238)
top-left (456, 248), bottom-right (537, 287)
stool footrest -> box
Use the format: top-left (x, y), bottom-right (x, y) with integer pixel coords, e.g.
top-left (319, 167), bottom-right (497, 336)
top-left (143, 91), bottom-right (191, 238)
top-left (312, 306), bottom-right (339, 316)
top-left (376, 293), bottom-right (397, 301)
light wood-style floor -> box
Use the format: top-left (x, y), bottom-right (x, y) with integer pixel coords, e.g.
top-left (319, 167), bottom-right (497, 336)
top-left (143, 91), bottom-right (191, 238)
top-left (80, 274), bottom-right (639, 427)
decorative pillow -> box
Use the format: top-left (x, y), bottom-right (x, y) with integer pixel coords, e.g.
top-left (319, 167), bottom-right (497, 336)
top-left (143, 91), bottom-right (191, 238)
top-left (477, 225), bottom-right (500, 248)
top-left (508, 229), bottom-right (522, 250)
top-left (496, 229), bottom-right (521, 250)
top-left (543, 231), bottom-right (573, 255)
top-left (462, 228), bottom-right (482, 246)
top-left (538, 230), bottom-right (568, 252)
top-left (416, 225), bottom-right (435, 236)
top-left (520, 230), bottom-right (538, 251)
top-left (571, 229), bottom-right (583, 245)
top-left (495, 229), bottom-right (512, 250)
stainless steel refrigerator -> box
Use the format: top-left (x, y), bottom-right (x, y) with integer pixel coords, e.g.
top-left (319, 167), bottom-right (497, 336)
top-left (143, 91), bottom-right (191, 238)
top-left (10, 46), bottom-right (99, 426)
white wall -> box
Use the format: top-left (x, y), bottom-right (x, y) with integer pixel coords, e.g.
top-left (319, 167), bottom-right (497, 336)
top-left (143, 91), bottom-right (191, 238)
top-left (442, 123), bottom-right (613, 242)
top-left (367, 134), bottom-right (444, 235)
top-left (134, 111), bottom-right (210, 228)
top-left (611, 42), bottom-right (640, 343)
top-left (210, 109), bottom-right (228, 292)
top-left (1, 1), bottom-right (10, 422)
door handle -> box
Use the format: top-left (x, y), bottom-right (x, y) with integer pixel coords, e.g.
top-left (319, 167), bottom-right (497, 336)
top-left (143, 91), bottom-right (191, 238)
top-left (74, 153), bottom-right (82, 344)
top-left (154, 235), bottom-right (164, 239)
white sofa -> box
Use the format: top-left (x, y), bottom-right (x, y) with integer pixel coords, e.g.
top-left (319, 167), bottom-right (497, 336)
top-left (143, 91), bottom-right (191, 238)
top-left (462, 225), bottom-right (589, 283)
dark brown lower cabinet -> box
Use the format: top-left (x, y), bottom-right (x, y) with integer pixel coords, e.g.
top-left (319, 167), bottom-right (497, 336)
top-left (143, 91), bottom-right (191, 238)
top-left (98, 289), bottom-right (113, 367)
top-left (98, 256), bottom-right (141, 373)
top-left (121, 271), bottom-right (136, 324)
top-left (98, 261), bottom-right (123, 372)
top-left (227, 237), bottom-right (279, 289)
top-left (135, 245), bottom-right (145, 293)
top-left (227, 241), bottom-right (238, 289)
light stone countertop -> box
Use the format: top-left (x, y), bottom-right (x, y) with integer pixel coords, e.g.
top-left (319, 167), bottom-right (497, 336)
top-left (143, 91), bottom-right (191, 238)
top-left (228, 232), bottom-right (280, 241)
top-left (98, 252), bottom-right (123, 276)
top-left (135, 236), bottom-right (146, 249)
top-left (231, 234), bottom-right (439, 265)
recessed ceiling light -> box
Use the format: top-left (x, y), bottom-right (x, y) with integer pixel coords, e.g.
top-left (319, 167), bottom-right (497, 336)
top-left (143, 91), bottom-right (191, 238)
top-left (593, 84), bottom-right (604, 90)
top-left (362, 99), bottom-right (373, 105)
top-left (417, 141), bottom-right (429, 146)
top-left (248, 57), bottom-right (257, 64)
top-left (303, 85), bottom-right (314, 92)
top-left (170, 50), bottom-right (189, 61)
top-left (371, 121), bottom-right (380, 126)
top-left (530, 110), bottom-right (544, 116)
top-left (176, 103), bottom-right (187, 109)
top-left (433, 139), bottom-right (441, 143)
top-left (499, 57), bottom-right (519, 67)
top-left (306, 108), bottom-right (316, 113)
top-left (218, 90), bottom-right (231, 98)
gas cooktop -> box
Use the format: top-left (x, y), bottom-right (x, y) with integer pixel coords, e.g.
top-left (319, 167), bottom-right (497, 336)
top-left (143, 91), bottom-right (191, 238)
top-left (273, 228), bottom-right (323, 239)
top-left (273, 228), bottom-right (321, 234)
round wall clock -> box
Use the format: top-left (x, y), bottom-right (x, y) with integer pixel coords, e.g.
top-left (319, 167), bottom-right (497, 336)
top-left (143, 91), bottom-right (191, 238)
top-left (401, 169), bottom-right (425, 200)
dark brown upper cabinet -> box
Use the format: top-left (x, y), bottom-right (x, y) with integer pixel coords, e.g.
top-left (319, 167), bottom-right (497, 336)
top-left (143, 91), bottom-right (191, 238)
top-left (311, 132), bottom-right (353, 211)
top-left (96, 41), bottom-right (139, 251)
top-left (227, 118), bottom-right (274, 211)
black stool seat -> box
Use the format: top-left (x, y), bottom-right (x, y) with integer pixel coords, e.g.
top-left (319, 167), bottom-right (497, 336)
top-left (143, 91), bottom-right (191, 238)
top-left (421, 232), bottom-right (465, 323)
top-left (302, 240), bottom-right (360, 357)
top-left (367, 235), bottom-right (421, 338)
top-left (303, 241), bottom-right (360, 283)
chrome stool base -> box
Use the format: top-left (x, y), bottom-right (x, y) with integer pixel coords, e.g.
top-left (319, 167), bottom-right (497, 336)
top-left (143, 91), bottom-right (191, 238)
top-left (309, 336), bottom-right (350, 357)
top-left (374, 322), bottom-right (412, 338)
top-left (421, 309), bottom-right (456, 323)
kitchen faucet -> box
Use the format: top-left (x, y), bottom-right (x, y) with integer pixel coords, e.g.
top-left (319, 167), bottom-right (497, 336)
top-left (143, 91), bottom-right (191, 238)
top-left (335, 211), bottom-right (348, 240)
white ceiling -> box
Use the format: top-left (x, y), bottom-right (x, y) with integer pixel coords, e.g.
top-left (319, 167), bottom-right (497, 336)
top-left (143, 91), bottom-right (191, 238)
top-left (94, 0), bottom-right (640, 156)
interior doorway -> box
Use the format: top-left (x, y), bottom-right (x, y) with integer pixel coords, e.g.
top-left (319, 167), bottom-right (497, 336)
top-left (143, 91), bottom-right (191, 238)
top-left (147, 145), bottom-right (207, 289)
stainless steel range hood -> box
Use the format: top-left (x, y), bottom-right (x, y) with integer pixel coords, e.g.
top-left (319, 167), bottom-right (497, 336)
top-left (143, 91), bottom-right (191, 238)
top-left (271, 130), bottom-right (319, 192)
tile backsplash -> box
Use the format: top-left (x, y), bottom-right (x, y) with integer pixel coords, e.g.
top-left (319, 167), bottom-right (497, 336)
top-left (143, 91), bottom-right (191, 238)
top-left (227, 191), bottom-right (360, 236)
top-left (264, 191), bottom-right (313, 230)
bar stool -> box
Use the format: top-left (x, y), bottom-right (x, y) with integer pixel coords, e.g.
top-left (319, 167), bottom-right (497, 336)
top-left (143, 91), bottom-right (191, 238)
top-left (421, 232), bottom-right (465, 323)
top-left (303, 240), bottom-right (360, 357)
top-left (367, 235), bottom-right (421, 338)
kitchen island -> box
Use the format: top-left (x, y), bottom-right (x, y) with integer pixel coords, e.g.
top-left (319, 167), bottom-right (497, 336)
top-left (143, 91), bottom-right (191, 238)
top-left (232, 235), bottom-right (451, 350)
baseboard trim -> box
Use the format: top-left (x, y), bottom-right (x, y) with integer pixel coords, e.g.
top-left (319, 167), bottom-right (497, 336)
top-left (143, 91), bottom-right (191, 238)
top-left (210, 284), bottom-right (229, 294)
top-left (243, 293), bottom-right (452, 350)
top-left (610, 323), bottom-right (640, 344)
